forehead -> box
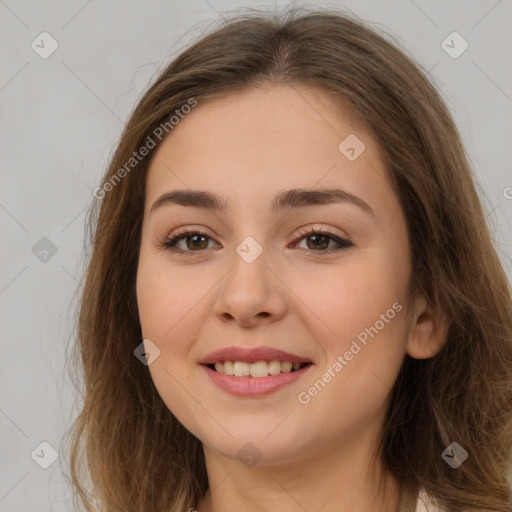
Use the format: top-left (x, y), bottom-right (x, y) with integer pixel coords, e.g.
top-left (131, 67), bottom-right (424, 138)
top-left (145, 84), bottom-right (391, 215)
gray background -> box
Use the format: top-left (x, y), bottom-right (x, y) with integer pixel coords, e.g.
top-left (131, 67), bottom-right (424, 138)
top-left (1, 0), bottom-right (511, 510)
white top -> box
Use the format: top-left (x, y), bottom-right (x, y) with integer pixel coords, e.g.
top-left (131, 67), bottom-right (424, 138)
top-left (398, 487), bottom-right (443, 512)
top-left (414, 488), bottom-right (442, 512)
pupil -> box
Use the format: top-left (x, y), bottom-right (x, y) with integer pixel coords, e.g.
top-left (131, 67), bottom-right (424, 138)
top-left (190, 235), bottom-right (206, 249)
top-left (310, 234), bottom-right (327, 249)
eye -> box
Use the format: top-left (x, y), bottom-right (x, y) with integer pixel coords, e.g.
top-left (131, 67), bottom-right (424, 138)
top-left (158, 227), bottom-right (218, 254)
top-left (158, 224), bottom-right (353, 255)
top-left (290, 224), bottom-right (354, 254)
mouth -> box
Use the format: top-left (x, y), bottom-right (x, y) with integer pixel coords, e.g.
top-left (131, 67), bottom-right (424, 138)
top-left (205, 360), bottom-right (312, 377)
top-left (201, 361), bottom-right (313, 397)
top-left (199, 346), bottom-right (313, 396)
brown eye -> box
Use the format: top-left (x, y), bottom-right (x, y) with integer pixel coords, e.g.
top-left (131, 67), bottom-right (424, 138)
top-left (183, 234), bottom-right (210, 250)
top-left (305, 233), bottom-right (331, 250)
top-left (160, 229), bottom-right (218, 254)
top-left (292, 228), bottom-right (354, 253)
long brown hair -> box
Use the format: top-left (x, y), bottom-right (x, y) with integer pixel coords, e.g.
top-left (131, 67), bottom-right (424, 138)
top-left (63, 6), bottom-right (512, 511)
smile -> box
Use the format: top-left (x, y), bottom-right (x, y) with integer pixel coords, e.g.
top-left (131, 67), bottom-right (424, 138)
top-left (201, 361), bottom-right (313, 397)
top-left (210, 360), bottom-right (309, 377)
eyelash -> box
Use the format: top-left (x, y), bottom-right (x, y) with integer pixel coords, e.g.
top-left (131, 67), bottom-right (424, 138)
top-left (157, 225), bottom-right (354, 256)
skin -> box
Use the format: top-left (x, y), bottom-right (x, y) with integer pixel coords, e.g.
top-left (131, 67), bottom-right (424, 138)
top-left (136, 84), bottom-right (447, 512)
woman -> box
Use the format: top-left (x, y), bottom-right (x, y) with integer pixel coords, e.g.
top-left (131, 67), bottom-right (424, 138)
top-left (65, 6), bottom-right (512, 511)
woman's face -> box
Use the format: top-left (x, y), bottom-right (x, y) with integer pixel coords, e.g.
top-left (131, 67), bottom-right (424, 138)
top-left (136, 84), bottom-right (423, 467)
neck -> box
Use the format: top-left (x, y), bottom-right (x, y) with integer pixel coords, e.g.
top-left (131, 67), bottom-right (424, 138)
top-left (196, 434), bottom-right (403, 512)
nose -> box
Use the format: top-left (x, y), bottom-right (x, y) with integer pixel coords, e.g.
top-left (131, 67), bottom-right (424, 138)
top-left (213, 246), bottom-right (287, 328)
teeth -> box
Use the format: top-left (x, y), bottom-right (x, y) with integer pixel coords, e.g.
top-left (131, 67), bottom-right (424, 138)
top-left (233, 361), bottom-right (250, 377)
top-left (223, 361), bottom-right (233, 375)
top-left (281, 362), bottom-right (292, 373)
top-left (268, 360), bottom-right (281, 375)
top-left (212, 360), bottom-right (306, 377)
top-left (250, 361), bottom-right (269, 377)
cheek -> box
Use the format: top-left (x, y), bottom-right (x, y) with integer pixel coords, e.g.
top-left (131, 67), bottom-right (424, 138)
top-left (135, 253), bottom-right (218, 401)
top-left (136, 251), bottom-right (206, 341)
top-left (297, 247), bottom-right (409, 349)
top-left (136, 255), bottom-right (211, 434)
top-left (294, 249), bottom-right (409, 410)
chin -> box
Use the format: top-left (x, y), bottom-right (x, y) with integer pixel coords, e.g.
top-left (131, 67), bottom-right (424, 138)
top-left (197, 421), bottom-right (311, 467)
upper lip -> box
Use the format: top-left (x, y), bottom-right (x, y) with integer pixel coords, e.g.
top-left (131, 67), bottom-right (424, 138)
top-left (199, 346), bottom-right (312, 365)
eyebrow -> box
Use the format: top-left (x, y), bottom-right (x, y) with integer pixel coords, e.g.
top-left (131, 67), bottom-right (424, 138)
top-left (149, 188), bottom-right (375, 217)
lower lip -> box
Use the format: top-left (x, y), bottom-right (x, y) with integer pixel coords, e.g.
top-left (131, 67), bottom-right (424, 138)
top-left (201, 364), bottom-right (313, 397)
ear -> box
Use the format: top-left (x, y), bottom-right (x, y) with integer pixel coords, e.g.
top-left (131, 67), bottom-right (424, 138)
top-left (406, 294), bottom-right (449, 359)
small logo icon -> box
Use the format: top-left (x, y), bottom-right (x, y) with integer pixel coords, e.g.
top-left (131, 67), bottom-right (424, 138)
top-left (134, 339), bottom-right (161, 366)
top-left (338, 134), bottom-right (366, 161)
top-left (236, 442), bottom-right (262, 468)
top-left (236, 236), bottom-right (263, 264)
top-left (31, 441), bottom-right (59, 469)
top-left (32, 237), bottom-right (58, 263)
top-left (441, 32), bottom-right (468, 59)
top-left (441, 441), bottom-right (468, 468)
top-left (31, 32), bottom-right (59, 59)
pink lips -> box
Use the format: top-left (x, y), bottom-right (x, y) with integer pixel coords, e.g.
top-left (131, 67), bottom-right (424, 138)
top-left (202, 364), bottom-right (312, 396)
top-left (199, 346), bottom-right (313, 397)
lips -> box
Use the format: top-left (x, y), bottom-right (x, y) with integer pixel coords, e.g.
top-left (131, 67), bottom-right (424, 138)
top-left (199, 346), bottom-right (313, 396)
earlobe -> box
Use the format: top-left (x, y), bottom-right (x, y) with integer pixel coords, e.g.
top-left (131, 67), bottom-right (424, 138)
top-left (405, 295), bottom-right (449, 360)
